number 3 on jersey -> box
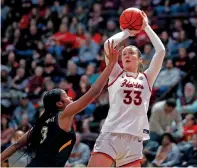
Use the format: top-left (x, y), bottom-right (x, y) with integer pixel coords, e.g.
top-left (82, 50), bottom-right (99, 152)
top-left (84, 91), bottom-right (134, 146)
top-left (40, 126), bottom-right (48, 144)
top-left (123, 90), bottom-right (142, 105)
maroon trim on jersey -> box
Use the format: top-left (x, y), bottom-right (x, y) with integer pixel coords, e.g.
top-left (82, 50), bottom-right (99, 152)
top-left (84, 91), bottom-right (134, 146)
top-left (120, 159), bottom-right (143, 167)
top-left (91, 152), bottom-right (115, 162)
top-left (125, 72), bottom-right (139, 79)
top-left (108, 70), bottom-right (124, 87)
top-left (143, 73), bottom-right (152, 92)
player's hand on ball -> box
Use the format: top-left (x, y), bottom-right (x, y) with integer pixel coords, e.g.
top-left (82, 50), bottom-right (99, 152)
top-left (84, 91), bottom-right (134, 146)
top-left (105, 40), bottom-right (122, 64)
top-left (128, 29), bottom-right (141, 37)
top-left (140, 10), bottom-right (149, 30)
top-left (120, 26), bottom-right (141, 37)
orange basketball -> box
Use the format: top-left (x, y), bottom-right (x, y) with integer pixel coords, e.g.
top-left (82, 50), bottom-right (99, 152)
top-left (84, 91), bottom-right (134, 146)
top-left (119, 8), bottom-right (143, 31)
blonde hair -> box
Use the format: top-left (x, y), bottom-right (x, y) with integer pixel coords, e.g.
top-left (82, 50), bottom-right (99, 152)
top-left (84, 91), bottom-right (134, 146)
top-left (138, 62), bottom-right (144, 73)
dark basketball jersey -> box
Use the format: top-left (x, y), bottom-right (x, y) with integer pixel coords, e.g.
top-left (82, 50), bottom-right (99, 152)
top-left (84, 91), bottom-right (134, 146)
top-left (26, 114), bottom-right (76, 167)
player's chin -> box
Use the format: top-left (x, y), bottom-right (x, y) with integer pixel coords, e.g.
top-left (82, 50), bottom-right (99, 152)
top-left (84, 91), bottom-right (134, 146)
top-left (124, 62), bottom-right (132, 68)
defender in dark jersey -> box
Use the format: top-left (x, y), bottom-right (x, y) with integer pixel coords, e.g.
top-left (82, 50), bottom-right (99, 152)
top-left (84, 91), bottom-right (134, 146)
top-left (26, 108), bottom-right (76, 167)
top-left (1, 40), bottom-right (120, 167)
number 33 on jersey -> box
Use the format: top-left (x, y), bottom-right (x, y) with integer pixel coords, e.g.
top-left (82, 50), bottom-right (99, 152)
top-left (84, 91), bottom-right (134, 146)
top-left (101, 72), bottom-right (151, 140)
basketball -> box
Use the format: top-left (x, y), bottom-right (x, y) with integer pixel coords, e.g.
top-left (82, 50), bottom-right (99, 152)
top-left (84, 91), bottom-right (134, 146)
top-left (119, 8), bottom-right (143, 31)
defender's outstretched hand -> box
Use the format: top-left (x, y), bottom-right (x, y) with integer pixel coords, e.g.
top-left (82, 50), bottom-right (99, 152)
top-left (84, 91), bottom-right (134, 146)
top-left (105, 40), bottom-right (123, 64)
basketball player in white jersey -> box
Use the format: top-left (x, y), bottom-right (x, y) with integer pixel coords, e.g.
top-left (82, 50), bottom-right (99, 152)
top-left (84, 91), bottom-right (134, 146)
top-left (88, 11), bottom-right (166, 167)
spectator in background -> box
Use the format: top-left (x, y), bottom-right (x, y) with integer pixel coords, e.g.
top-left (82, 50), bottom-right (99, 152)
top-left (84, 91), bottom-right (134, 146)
top-left (13, 94), bottom-right (36, 126)
top-left (59, 79), bottom-right (76, 100)
top-left (38, 80), bottom-right (56, 108)
top-left (88, 3), bottom-right (103, 32)
top-left (167, 21), bottom-right (187, 58)
top-left (29, 61), bottom-right (38, 76)
top-left (58, 4), bottom-right (70, 20)
top-left (85, 63), bottom-right (99, 85)
top-left (12, 29), bottom-right (24, 51)
top-left (51, 0), bottom-right (63, 16)
top-left (76, 75), bottom-right (90, 99)
top-left (1, 68), bottom-right (12, 94)
top-left (75, 6), bottom-right (87, 25)
top-left (66, 60), bottom-right (81, 89)
top-left (43, 80), bottom-right (55, 93)
top-left (17, 114), bottom-right (32, 133)
top-left (176, 82), bottom-right (197, 114)
top-left (104, 20), bottom-right (119, 37)
top-left (69, 17), bottom-right (79, 34)
top-left (78, 33), bottom-right (100, 67)
top-left (102, 0), bottom-right (120, 16)
top-left (75, 24), bottom-right (86, 46)
top-left (1, 115), bottom-right (14, 151)
top-left (174, 48), bottom-right (192, 72)
top-left (1, 0), bottom-right (10, 25)
top-left (143, 140), bottom-right (159, 163)
top-left (43, 54), bottom-right (63, 81)
top-left (42, 20), bottom-right (55, 40)
top-left (72, 24), bottom-right (89, 54)
top-left (27, 25), bottom-right (41, 50)
top-left (189, 27), bottom-right (197, 57)
top-left (8, 130), bottom-right (30, 167)
top-left (171, 19), bottom-right (184, 36)
top-left (75, 0), bottom-right (94, 12)
top-left (177, 31), bottom-right (192, 51)
top-left (182, 134), bottom-right (197, 167)
top-left (11, 68), bottom-right (28, 91)
top-left (149, 99), bottom-right (183, 142)
top-left (49, 24), bottom-right (74, 58)
top-left (35, 41), bottom-right (47, 59)
top-left (6, 52), bottom-right (19, 74)
top-left (25, 66), bottom-right (44, 97)
top-left (183, 114), bottom-right (197, 142)
top-left (142, 44), bottom-right (154, 70)
top-left (66, 132), bottom-right (90, 167)
top-left (152, 133), bottom-right (180, 167)
top-left (76, 75), bottom-right (95, 117)
top-left (18, 59), bottom-right (27, 70)
top-left (154, 59), bottom-right (181, 93)
top-left (160, 31), bottom-right (170, 51)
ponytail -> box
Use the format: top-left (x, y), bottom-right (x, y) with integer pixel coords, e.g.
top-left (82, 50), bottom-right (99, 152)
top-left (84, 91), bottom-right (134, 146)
top-left (27, 110), bottom-right (53, 152)
top-left (138, 62), bottom-right (144, 73)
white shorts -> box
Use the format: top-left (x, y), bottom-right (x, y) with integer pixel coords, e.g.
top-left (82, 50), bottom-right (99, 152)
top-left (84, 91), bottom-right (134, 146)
top-left (93, 132), bottom-right (143, 167)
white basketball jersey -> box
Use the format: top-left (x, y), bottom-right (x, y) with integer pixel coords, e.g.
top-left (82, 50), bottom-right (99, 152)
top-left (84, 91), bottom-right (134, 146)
top-left (101, 71), bottom-right (151, 140)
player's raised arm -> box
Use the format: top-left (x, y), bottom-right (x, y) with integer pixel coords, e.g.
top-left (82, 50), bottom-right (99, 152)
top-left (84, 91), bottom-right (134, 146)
top-left (104, 30), bottom-right (130, 65)
top-left (1, 130), bottom-right (31, 163)
top-left (61, 41), bottom-right (120, 117)
top-left (142, 11), bottom-right (166, 87)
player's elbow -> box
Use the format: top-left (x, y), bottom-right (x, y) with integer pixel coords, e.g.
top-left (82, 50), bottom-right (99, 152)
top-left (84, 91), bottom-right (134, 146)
top-left (159, 47), bottom-right (166, 57)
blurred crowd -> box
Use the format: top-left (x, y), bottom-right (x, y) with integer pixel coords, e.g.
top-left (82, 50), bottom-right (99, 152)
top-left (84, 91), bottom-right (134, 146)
top-left (1, 0), bottom-right (197, 167)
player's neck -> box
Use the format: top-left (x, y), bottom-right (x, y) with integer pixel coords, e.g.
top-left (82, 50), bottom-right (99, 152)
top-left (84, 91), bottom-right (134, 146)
top-left (124, 68), bottom-right (138, 74)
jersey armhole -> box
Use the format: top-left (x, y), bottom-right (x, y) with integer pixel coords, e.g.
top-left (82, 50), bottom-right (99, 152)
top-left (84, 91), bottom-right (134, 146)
top-left (108, 70), bottom-right (124, 87)
top-left (142, 73), bottom-right (152, 92)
